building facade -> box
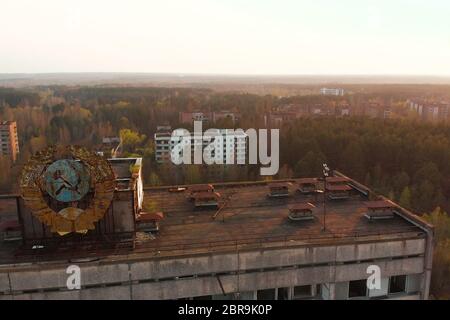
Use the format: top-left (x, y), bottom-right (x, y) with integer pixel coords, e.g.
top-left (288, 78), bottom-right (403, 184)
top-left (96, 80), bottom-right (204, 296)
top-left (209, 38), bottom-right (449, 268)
top-left (155, 128), bottom-right (247, 165)
top-left (0, 121), bottom-right (19, 162)
top-left (407, 99), bottom-right (450, 122)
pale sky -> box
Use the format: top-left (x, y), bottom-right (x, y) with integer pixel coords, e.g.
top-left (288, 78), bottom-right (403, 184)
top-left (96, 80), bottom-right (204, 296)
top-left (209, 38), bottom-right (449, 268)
top-left (1, 0), bottom-right (450, 75)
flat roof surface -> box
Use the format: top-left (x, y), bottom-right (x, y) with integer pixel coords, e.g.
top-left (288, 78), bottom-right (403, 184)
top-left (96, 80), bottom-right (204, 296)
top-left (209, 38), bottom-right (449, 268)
top-left (0, 178), bottom-right (427, 265)
top-left (326, 184), bottom-right (353, 191)
top-left (132, 180), bottom-right (424, 258)
top-left (365, 200), bottom-right (395, 209)
top-left (290, 202), bottom-right (316, 211)
top-left (326, 177), bottom-right (349, 183)
top-left (298, 178), bottom-right (317, 184)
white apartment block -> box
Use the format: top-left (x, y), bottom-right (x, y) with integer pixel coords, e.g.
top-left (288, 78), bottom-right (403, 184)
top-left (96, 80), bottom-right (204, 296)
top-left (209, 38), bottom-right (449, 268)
top-left (320, 88), bottom-right (345, 96)
top-left (155, 128), bottom-right (247, 165)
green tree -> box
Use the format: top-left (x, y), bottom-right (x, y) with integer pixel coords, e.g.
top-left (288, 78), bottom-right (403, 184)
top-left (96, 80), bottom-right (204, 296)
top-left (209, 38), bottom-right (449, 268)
top-left (393, 171), bottom-right (410, 195)
top-left (148, 172), bottom-right (162, 186)
top-left (399, 186), bottom-right (412, 209)
top-left (185, 165), bottom-right (202, 184)
top-left (0, 156), bottom-right (12, 191)
top-left (120, 129), bottom-right (146, 153)
top-left (423, 208), bottom-right (450, 298)
top-left (294, 151), bottom-right (326, 178)
top-left (413, 180), bottom-right (435, 213)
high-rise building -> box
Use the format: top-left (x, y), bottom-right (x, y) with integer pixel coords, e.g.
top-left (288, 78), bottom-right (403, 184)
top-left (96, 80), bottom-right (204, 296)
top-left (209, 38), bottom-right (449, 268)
top-left (0, 121), bottom-right (19, 162)
top-left (155, 127), bottom-right (247, 165)
top-left (154, 126), bottom-right (173, 164)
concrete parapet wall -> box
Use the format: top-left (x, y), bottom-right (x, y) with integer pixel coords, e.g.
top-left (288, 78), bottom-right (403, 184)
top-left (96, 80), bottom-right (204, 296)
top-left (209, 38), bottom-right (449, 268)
top-left (0, 257), bottom-right (424, 300)
top-left (0, 238), bottom-right (426, 299)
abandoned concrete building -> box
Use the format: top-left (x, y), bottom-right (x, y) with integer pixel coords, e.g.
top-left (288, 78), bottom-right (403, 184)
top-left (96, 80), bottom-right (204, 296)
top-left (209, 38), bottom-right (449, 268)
top-left (0, 153), bottom-right (434, 300)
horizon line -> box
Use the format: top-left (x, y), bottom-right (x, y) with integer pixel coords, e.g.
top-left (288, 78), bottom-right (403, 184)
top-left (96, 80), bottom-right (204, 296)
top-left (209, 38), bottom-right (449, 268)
top-left (1, 72), bottom-right (450, 78)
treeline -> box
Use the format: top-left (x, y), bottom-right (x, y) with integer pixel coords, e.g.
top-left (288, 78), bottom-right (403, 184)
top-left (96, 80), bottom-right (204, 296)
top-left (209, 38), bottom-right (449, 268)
top-left (281, 117), bottom-right (450, 214)
top-left (0, 88), bottom-right (41, 108)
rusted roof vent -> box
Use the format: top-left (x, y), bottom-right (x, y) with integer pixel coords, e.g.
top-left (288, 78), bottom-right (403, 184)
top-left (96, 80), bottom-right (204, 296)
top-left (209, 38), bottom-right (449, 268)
top-left (326, 177), bottom-right (352, 200)
top-left (194, 191), bottom-right (221, 208)
top-left (288, 203), bottom-right (315, 221)
top-left (364, 200), bottom-right (396, 220)
top-left (0, 220), bottom-right (22, 241)
top-left (168, 186), bottom-right (186, 193)
top-left (298, 178), bottom-right (318, 194)
top-left (136, 212), bottom-right (164, 232)
top-left (268, 182), bottom-right (290, 198)
top-left (326, 177), bottom-right (349, 184)
top-left (189, 184), bottom-right (214, 199)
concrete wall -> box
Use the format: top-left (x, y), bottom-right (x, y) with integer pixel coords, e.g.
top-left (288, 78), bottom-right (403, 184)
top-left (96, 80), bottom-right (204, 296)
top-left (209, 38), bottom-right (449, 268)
top-left (0, 238), bottom-right (427, 300)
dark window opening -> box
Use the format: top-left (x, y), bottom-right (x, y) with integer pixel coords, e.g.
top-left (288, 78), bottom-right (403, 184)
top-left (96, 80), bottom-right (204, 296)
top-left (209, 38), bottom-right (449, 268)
top-left (293, 285), bottom-right (312, 299)
top-left (277, 287), bottom-right (289, 300)
top-left (349, 280), bottom-right (367, 298)
top-left (389, 275), bottom-right (406, 294)
top-left (315, 285), bottom-right (321, 296)
top-left (257, 289), bottom-right (276, 300)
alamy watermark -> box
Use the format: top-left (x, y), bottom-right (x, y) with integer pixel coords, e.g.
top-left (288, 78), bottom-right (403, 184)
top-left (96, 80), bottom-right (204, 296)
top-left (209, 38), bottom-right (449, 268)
top-left (367, 265), bottom-right (381, 290)
top-left (169, 121), bottom-right (279, 176)
top-left (66, 265), bottom-right (81, 290)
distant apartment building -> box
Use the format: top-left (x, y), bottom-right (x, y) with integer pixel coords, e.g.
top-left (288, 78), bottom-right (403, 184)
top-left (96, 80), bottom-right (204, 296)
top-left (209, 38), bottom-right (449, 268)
top-left (264, 103), bottom-right (352, 127)
top-left (0, 121), bottom-right (19, 162)
top-left (407, 99), bottom-right (450, 122)
top-left (320, 88), bottom-right (345, 96)
top-left (336, 101), bottom-right (351, 117)
top-left (155, 127), bottom-right (247, 165)
top-left (98, 136), bottom-right (122, 158)
top-left (264, 111), bottom-right (304, 128)
top-left (212, 111), bottom-right (239, 124)
top-left (154, 126), bottom-right (173, 164)
top-left (179, 111), bottom-right (239, 125)
top-left (179, 112), bottom-right (211, 124)
top-left (364, 103), bottom-right (391, 120)
top-left (311, 106), bottom-right (324, 115)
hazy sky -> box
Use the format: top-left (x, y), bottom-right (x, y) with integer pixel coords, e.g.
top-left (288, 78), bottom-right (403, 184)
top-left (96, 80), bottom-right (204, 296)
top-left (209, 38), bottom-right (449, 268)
top-left (1, 0), bottom-right (450, 75)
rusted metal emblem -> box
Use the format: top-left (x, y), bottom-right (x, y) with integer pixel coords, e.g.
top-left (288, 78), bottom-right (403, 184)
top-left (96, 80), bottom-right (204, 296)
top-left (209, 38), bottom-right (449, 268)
top-left (20, 146), bottom-right (116, 235)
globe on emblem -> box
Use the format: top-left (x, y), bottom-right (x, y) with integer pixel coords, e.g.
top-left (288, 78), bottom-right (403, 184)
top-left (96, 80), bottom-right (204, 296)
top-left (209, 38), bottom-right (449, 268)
top-left (43, 159), bottom-right (90, 202)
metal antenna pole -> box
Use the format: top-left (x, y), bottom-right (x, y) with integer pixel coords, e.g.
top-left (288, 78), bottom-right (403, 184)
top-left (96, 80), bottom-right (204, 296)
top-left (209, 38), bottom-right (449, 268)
top-left (323, 186), bottom-right (326, 231)
top-left (322, 164), bottom-right (330, 232)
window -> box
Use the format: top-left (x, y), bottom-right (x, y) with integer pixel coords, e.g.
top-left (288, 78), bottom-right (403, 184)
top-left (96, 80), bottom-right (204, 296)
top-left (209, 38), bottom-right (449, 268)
top-left (348, 280), bottom-right (367, 298)
top-left (389, 275), bottom-right (406, 294)
top-left (368, 278), bottom-right (389, 298)
top-left (277, 287), bottom-right (289, 300)
top-left (257, 289), bottom-right (276, 300)
top-left (293, 285), bottom-right (312, 299)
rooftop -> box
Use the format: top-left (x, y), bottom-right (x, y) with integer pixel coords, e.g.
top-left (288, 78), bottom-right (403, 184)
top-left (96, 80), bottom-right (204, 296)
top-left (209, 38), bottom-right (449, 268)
top-left (298, 178), bottom-right (318, 184)
top-left (0, 121), bottom-right (15, 125)
top-left (140, 179), bottom-right (423, 248)
top-left (365, 200), bottom-right (395, 209)
top-left (0, 174), bottom-right (431, 266)
top-left (326, 177), bottom-right (349, 184)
